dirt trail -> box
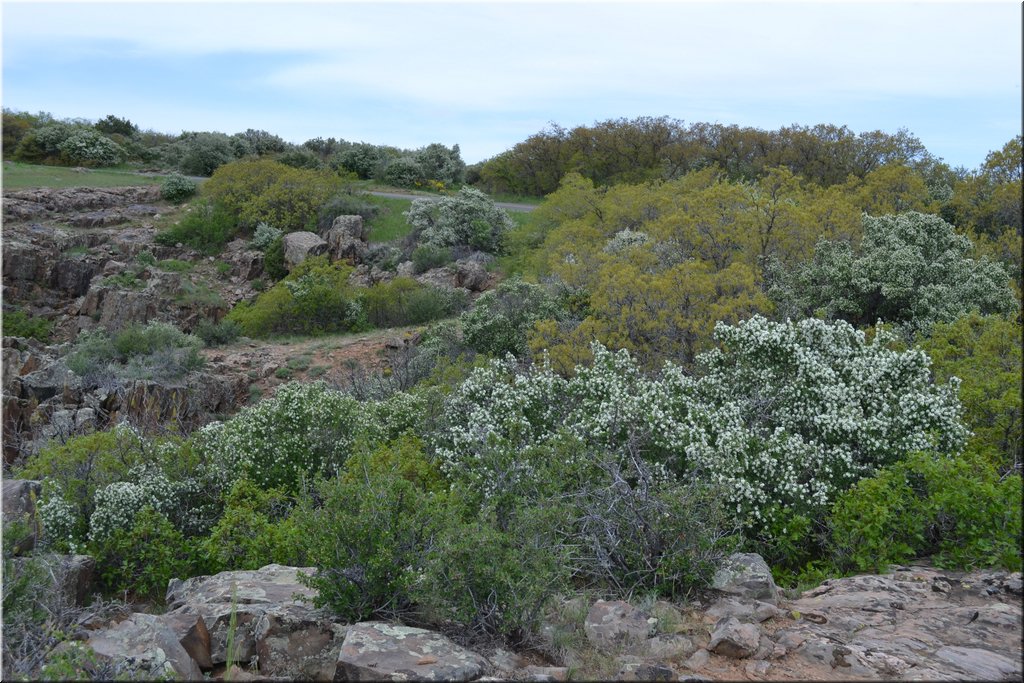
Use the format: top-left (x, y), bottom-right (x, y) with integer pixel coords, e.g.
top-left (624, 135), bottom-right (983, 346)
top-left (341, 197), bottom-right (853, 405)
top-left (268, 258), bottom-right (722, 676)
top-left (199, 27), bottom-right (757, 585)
top-left (202, 325), bottom-right (425, 404)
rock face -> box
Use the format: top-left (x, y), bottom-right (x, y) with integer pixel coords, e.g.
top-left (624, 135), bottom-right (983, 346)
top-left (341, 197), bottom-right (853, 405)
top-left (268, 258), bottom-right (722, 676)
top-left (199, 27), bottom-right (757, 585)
top-left (282, 231), bottom-right (328, 270)
top-left (711, 552), bottom-right (780, 605)
top-left (337, 621), bottom-right (488, 681)
top-left (165, 563), bottom-right (343, 679)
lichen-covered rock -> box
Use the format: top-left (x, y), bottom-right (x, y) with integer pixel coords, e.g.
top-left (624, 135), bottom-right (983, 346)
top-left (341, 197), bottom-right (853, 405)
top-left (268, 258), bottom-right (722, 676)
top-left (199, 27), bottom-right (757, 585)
top-left (584, 600), bottom-right (653, 654)
top-left (86, 612), bottom-right (202, 680)
top-left (282, 231), bottom-right (328, 270)
top-left (337, 621), bottom-right (488, 681)
top-left (165, 564), bottom-right (342, 679)
top-left (711, 553), bottom-right (779, 605)
top-left (326, 215), bottom-right (368, 264)
top-left (454, 259), bottom-right (489, 292)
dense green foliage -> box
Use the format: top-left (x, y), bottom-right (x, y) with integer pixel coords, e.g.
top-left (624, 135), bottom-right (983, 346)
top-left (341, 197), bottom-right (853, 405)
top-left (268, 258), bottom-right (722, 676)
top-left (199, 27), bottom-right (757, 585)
top-left (405, 187), bottom-right (515, 253)
top-left (2, 309), bottom-right (53, 342)
top-left (160, 173), bottom-right (197, 202)
top-left (154, 199), bottom-right (239, 254)
top-left (830, 450), bottom-right (1022, 573)
top-left (226, 257), bottom-right (364, 337)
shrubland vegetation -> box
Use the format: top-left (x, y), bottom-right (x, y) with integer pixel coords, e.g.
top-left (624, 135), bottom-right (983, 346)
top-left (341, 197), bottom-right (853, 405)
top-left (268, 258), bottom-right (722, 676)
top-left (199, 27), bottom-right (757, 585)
top-left (4, 110), bottom-right (1021, 671)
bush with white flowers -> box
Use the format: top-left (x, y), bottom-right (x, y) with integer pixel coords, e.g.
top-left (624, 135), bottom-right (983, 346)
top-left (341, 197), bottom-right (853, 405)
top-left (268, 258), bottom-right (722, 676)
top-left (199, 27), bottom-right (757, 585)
top-left (405, 187), bottom-right (514, 253)
top-left (87, 467), bottom-right (177, 544)
top-left (436, 316), bottom-right (968, 555)
top-left (768, 211), bottom-right (1018, 333)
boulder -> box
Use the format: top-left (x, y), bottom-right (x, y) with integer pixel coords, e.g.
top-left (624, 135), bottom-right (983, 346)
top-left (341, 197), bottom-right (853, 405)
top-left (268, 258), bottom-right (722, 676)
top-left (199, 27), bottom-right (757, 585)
top-left (86, 612), bottom-right (203, 680)
top-left (584, 600), bottom-right (653, 654)
top-left (454, 260), bottom-right (489, 292)
top-left (708, 617), bottom-right (761, 659)
top-left (165, 564), bottom-right (342, 678)
top-left (282, 232), bottom-right (328, 270)
top-left (325, 215), bottom-right (368, 264)
top-left (711, 553), bottom-right (779, 605)
top-left (704, 597), bottom-right (782, 624)
top-left (337, 621), bottom-right (487, 681)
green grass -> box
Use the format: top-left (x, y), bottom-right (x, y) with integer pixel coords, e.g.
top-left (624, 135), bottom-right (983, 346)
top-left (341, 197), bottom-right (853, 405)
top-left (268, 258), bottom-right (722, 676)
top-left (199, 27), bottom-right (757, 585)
top-left (364, 195), bottom-right (415, 242)
top-left (2, 161), bottom-right (167, 190)
top-left (157, 259), bottom-right (194, 273)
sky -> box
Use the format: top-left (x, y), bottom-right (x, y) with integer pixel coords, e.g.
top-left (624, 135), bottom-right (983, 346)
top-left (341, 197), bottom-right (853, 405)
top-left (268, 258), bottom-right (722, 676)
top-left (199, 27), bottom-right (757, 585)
top-left (2, 1), bottom-right (1021, 169)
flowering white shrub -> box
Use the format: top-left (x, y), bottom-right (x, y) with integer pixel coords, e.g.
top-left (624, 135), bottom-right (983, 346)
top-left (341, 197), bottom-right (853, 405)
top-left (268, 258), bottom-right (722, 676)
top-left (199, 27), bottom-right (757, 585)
top-left (603, 229), bottom-right (650, 254)
top-left (250, 221), bottom-right (283, 251)
top-left (87, 467), bottom-right (176, 544)
top-left (37, 482), bottom-right (81, 553)
top-left (769, 211), bottom-right (1018, 333)
top-left (405, 187), bottom-right (514, 253)
top-left (195, 381), bottom-right (384, 493)
top-left (437, 317), bottom-right (967, 542)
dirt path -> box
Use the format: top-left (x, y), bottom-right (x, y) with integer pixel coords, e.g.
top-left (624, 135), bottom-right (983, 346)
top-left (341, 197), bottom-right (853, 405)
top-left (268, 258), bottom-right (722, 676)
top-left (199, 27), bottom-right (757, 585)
top-left (202, 325), bottom-right (426, 404)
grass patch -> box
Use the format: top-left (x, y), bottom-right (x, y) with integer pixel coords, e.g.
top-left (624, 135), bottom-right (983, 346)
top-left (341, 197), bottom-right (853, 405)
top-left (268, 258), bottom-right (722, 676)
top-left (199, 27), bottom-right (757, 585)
top-left (307, 365), bottom-right (328, 378)
top-left (156, 259), bottom-right (194, 273)
top-left (363, 195), bottom-right (414, 242)
top-left (1, 162), bottom-right (166, 190)
top-left (286, 356), bottom-right (312, 372)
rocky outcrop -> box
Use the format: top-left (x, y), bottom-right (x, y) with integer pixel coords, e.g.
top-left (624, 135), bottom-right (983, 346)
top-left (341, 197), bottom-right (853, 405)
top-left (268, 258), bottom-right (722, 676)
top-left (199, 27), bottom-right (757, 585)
top-left (164, 564), bottom-right (344, 679)
top-left (584, 600), bottom-right (654, 653)
top-left (337, 622), bottom-right (488, 681)
top-left (325, 215), bottom-right (368, 264)
top-left (282, 231), bottom-right (328, 270)
top-left (3, 185), bottom-right (162, 222)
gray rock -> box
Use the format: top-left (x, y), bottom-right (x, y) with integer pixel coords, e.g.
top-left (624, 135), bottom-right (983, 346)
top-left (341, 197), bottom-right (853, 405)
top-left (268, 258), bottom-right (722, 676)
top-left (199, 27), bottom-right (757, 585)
top-left (645, 633), bottom-right (697, 661)
top-left (711, 553), bottom-right (779, 605)
top-left (704, 597), bottom-right (782, 624)
top-left (934, 645), bottom-right (1022, 681)
top-left (584, 600), bottom-right (653, 653)
top-left (87, 612), bottom-right (202, 680)
top-left (708, 617), bottom-right (761, 659)
top-left (282, 231), bottom-right (328, 270)
top-left (337, 621), bottom-right (487, 681)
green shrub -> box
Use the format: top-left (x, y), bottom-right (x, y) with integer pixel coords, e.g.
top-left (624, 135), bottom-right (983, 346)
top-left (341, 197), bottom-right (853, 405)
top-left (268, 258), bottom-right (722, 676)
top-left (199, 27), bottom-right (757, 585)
top-left (204, 159), bottom-right (345, 232)
top-left (378, 156), bottom-right (425, 188)
top-left (361, 277), bottom-right (467, 328)
top-left (193, 381), bottom-right (367, 494)
top-left (294, 445), bottom-right (443, 622)
top-left (3, 309), bottom-right (53, 342)
top-left (175, 132), bottom-right (236, 177)
top-left (411, 244), bottom-right (452, 273)
top-left (66, 321), bottom-right (204, 383)
top-left (263, 236), bottom-right (287, 281)
top-left (226, 257), bottom-right (364, 337)
top-left (405, 187), bottom-right (514, 253)
top-left (101, 271), bottom-right (144, 289)
top-left (194, 318), bottom-right (240, 347)
top-left (154, 199), bottom-right (239, 255)
top-left (156, 258), bottom-right (193, 272)
top-left (56, 129), bottom-right (125, 166)
top-left (830, 450), bottom-right (1023, 572)
top-left (90, 504), bottom-right (194, 600)
top-left (250, 222), bottom-right (283, 251)
top-left (160, 173), bottom-right (198, 203)
top-left (201, 478), bottom-right (303, 572)
top-left (460, 277), bottom-right (562, 356)
top-left (414, 502), bottom-right (570, 641)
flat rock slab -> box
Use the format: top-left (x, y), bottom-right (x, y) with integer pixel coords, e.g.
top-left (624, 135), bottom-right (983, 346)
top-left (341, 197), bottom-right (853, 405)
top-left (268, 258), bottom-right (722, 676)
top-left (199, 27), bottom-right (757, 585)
top-left (338, 621), bottom-right (487, 681)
